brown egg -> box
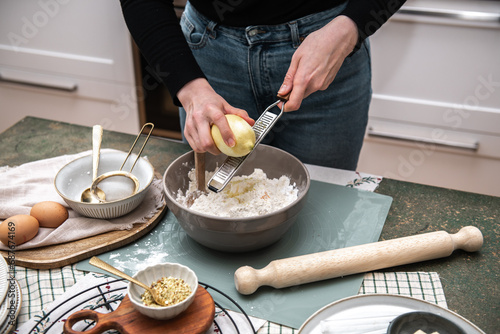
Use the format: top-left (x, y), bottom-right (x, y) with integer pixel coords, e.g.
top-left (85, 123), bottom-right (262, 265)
top-left (0, 215), bottom-right (39, 246)
top-left (30, 201), bottom-right (69, 228)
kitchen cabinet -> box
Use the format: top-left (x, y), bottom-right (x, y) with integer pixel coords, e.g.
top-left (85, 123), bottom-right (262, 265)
top-left (357, 0), bottom-right (500, 196)
top-left (3, 1), bottom-right (498, 196)
top-left (0, 0), bottom-right (140, 134)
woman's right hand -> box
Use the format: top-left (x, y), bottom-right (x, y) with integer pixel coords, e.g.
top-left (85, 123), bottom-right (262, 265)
top-left (177, 78), bottom-right (255, 155)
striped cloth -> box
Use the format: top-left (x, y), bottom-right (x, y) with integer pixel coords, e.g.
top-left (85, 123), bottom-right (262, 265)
top-left (258, 272), bottom-right (446, 334)
top-left (13, 265), bottom-right (446, 333)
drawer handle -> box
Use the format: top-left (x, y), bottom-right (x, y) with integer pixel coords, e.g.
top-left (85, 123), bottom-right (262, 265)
top-left (0, 69), bottom-right (77, 92)
top-left (398, 6), bottom-right (500, 24)
top-left (367, 127), bottom-right (479, 151)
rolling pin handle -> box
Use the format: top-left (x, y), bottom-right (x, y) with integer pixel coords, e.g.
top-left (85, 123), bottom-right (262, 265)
top-left (452, 226), bottom-right (483, 252)
top-left (235, 265), bottom-right (262, 295)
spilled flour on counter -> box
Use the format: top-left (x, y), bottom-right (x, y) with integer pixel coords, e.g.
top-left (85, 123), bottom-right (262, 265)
top-left (176, 168), bottom-right (298, 218)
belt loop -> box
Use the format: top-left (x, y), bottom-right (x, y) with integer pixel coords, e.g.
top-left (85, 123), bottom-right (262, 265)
top-left (288, 21), bottom-right (301, 48)
top-left (206, 21), bottom-right (217, 39)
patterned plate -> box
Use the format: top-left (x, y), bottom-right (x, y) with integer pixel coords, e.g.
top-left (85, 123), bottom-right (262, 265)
top-left (0, 256), bottom-right (8, 313)
top-left (0, 278), bottom-right (21, 334)
top-left (298, 294), bottom-right (485, 334)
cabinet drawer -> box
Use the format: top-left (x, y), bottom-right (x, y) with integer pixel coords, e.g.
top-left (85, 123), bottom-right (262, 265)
top-left (0, 0), bottom-right (134, 85)
top-left (370, 0), bottom-right (500, 112)
top-left (359, 135), bottom-right (500, 197)
top-left (0, 67), bottom-right (136, 104)
top-left (0, 83), bottom-right (140, 134)
top-left (0, 0), bottom-right (140, 134)
top-left (366, 119), bottom-right (500, 159)
top-left (359, 114), bottom-right (500, 196)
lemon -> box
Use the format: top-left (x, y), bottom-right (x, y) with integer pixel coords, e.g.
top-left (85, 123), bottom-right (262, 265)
top-left (211, 115), bottom-right (256, 157)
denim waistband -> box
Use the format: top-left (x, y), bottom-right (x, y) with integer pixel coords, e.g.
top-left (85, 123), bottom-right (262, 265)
top-left (184, 1), bottom-right (348, 47)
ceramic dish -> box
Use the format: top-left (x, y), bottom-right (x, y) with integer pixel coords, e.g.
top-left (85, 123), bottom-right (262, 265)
top-left (0, 256), bottom-right (8, 306)
top-left (55, 151), bottom-right (154, 219)
top-left (0, 278), bottom-right (21, 334)
top-left (163, 145), bottom-right (310, 252)
top-left (388, 311), bottom-right (466, 334)
top-left (298, 294), bottom-right (484, 334)
top-left (127, 262), bottom-right (198, 320)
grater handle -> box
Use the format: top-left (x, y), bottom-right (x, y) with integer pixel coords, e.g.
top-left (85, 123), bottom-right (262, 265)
top-left (277, 92), bottom-right (291, 102)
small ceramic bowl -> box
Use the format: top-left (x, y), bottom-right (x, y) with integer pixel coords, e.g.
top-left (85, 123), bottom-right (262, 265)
top-left (54, 150), bottom-right (154, 219)
top-left (388, 311), bottom-right (466, 334)
top-left (127, 262), bottom-right (198, 320)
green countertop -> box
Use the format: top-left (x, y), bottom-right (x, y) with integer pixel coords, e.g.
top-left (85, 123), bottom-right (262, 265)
top-left (1, 117), bottom-right (498, 333)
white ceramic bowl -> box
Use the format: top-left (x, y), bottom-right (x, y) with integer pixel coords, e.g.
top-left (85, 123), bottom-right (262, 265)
top-left (127, 263), bottom-right (198, 320)
top-left (54, 151), bottom-right (154, 219)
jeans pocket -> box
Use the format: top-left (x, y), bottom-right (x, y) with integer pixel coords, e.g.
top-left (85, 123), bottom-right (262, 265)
top-left (180, 13), bottom-right (209, 49)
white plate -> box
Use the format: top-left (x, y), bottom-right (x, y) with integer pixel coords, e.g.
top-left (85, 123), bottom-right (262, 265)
top-left (298, 294), bottom-right (485, 334)
top-left (0, 278), bottom-right (22, 334)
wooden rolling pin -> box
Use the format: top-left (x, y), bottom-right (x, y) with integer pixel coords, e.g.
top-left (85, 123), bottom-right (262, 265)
top-left (234, 226), bottom-right (483, 295)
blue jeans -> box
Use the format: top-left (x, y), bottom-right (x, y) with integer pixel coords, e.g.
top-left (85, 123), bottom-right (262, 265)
top-left (179, 2), bottom-right (371, 170)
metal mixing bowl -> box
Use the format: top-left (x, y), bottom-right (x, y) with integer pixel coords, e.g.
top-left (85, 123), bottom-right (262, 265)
top-left (162, 145), bottom-right (310, 252)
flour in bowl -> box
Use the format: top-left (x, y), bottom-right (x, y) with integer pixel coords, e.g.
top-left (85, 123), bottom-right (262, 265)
top-left (176, 168), bottom-right (298, 218)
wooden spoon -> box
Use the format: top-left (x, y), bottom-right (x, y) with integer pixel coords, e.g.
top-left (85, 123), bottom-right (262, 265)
top-left (186, 152), bottom-right (206, 207)
top-left (89, 256), bottom-right (167, 307)
top-left (195, 152), bottom-right (205, 192)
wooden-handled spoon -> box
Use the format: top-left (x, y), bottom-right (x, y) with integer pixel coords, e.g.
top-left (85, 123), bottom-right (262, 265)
top-left (186, 152), bottom-right (206, 206)
top-left (195, 152), bottom-right (205, 192)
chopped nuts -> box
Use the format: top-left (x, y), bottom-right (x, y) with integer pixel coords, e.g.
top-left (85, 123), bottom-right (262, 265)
top-left (141, 276), bottom-right (192, 307)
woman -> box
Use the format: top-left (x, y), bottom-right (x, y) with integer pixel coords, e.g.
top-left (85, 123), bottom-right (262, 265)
top-left (120, 0), bottom-right (405, 170)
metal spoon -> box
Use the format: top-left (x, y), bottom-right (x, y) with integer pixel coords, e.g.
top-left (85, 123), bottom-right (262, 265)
top-left (89, 123), bottom-right (154, 200)
top-left (81, 125), bottom-right (106, 203)
top-left (89, 256), bottom-right (167, 307)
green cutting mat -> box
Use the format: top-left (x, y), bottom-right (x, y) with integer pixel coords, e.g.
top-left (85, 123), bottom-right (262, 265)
top-left (77, 180), bottom-right (392, 329)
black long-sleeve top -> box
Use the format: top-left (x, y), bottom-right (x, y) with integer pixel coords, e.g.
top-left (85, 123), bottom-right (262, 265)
top-left (120, 0), bottom-right (406, 104)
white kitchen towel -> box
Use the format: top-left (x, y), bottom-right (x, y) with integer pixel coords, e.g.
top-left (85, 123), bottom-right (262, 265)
top-left (0, 149), bottom-right (164, 250)
top-left (305, 164), bottom-right (383, 192)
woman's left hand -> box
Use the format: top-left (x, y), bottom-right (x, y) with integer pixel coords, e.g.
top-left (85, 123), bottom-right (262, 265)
top-left (277, 15), bottom-right (359, 111)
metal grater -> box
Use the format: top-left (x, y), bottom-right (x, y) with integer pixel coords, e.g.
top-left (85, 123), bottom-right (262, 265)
top-left (208, 96), bottom-right (288, 192)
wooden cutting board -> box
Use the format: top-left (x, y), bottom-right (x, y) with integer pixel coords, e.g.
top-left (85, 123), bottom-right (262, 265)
top-left (0, 201), bottom-right (167, 270)
top-left (63, 286), bottom-right (215, 334)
